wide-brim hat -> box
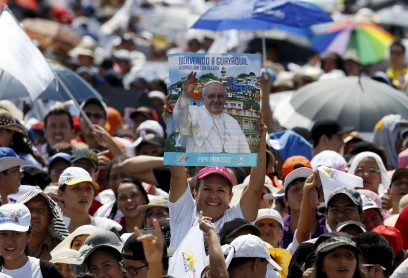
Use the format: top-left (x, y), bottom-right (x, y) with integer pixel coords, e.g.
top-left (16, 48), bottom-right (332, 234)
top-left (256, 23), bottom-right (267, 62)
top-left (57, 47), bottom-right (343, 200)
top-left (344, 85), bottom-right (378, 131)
top-left (0, 109), bottom-right (27, 136)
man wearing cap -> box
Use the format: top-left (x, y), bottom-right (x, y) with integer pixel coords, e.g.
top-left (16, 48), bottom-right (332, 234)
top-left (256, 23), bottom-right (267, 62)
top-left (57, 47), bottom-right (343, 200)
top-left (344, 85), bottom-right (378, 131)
top-left (173, 72), bottom-right (251, 153)
top-left (255, 209), bottom-right (284, 248)
top-left (0, 147), bottom-right (28, 205)
top-left (168, 121), bottom-right (267, 248)
top-left (388, 168), bottom-right (408, 214)
top-left (218, 218), bottom-right (261, 245)
top-left (71, 148), bottom-right (99, 180)
top-left (48, 153), bottom-right (72, 184)
top-left (311, 119), bottom-right (354, 157)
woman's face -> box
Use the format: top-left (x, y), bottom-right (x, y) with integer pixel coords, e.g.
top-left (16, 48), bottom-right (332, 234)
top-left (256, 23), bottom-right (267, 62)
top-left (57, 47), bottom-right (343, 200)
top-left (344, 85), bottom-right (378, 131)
top-left (322, 247), bottom-right (357, 278)
top-left (88, 250), bottom-right (123, 278)
top-left (117, 182), bottom-right (147, 218)
top-left (59, 182), bottom-right (94, 214)
top-left (0, 128), bottom-right (14, 147)
top-left (354, 158), bottom-right (381, 193)
top-left (0, 231), bottom-right (29, 267)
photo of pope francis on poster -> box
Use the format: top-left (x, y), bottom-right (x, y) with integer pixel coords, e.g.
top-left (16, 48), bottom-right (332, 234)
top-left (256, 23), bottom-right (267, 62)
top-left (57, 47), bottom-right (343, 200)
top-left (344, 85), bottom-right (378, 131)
top-left (164, 52), bottom-right (261, 167)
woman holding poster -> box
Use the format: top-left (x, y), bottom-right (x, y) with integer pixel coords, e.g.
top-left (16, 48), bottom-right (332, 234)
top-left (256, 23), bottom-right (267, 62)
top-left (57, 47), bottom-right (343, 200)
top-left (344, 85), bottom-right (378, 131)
top-left (173, 71), bottom-right (251, 154)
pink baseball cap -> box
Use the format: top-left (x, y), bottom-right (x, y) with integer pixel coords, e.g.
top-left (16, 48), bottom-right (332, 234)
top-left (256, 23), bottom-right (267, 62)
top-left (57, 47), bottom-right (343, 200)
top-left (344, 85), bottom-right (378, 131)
top-left (196, 166), bottom-right (233, 186)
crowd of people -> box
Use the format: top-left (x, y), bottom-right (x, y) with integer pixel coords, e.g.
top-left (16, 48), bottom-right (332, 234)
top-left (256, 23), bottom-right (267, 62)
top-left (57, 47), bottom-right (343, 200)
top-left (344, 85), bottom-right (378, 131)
top-left (1, 0), bottom-right (408, 277)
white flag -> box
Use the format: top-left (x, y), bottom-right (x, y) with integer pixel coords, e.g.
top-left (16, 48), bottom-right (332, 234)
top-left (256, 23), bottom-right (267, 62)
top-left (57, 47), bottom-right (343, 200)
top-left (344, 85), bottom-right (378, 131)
top-left (0, 7), bottom-right (54, 100)
top-left (168, 221), bottom-right (206, 278)
top-left (317, 165), bottom-right (363, 206)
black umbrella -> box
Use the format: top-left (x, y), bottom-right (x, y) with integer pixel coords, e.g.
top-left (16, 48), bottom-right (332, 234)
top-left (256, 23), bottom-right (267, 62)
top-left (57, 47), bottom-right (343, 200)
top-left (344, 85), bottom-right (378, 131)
top-left (274, 77), bottom-right (408, 132)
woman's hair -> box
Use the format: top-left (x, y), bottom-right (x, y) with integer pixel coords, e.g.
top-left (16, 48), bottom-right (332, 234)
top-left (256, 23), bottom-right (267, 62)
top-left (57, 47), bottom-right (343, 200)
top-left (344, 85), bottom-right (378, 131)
top-left (86, 247), bottom-right (121, 271)
top-left (314, 246), bottom-right (363, 278)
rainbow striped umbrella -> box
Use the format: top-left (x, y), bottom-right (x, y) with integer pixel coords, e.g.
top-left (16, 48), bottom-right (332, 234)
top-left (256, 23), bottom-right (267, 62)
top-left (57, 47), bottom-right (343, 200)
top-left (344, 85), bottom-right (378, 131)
top-left (311, 20), bottom-right (394, 65)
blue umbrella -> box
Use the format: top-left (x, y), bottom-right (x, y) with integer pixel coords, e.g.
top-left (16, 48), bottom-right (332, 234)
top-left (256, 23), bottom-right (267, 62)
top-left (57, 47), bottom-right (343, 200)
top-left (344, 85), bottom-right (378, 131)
top-left (0, 61), bottom-right (102, 102)
top-left (252, 0), bottom-right (332, 28)
top-left (191, 0), bottom-right (311, 36)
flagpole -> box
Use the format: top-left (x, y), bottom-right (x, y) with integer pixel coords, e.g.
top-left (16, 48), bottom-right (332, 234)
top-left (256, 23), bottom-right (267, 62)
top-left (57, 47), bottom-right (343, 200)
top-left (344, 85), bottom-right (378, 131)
top-left (54, 74), bottom-right (96, 132)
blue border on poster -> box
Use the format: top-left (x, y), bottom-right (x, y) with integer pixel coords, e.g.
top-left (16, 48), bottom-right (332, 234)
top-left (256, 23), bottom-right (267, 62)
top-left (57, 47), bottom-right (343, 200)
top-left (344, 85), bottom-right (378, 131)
top-left (164, 152), bottom-right (257, 167)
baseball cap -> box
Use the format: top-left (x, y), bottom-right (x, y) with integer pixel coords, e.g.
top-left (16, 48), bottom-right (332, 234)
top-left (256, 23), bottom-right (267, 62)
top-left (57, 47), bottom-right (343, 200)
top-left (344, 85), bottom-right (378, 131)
top-left (71, 148), bottom-right (98, 169)
top-left (148, 90), bottom-right (166, 102)
top-left (196, 166), bottom-right (233, 186)
top-left (335, 220), bottom-right (366, 233)
top-left (58, 167), bottom-right (99, 188)
top-left (136, 120), bottom-right (164, 138)
top-left (316, 233), bottom-right (360, 255)
top-left (372, 225), bottom-right (404, 258)
top-left (80, 97), bottom-right (108, 119)
top-left (76, 230), bottom-right (123, 265)
top-left (391, 168), bottom-right (408, 185)
top-left (0, 147), bottom-right (29, 172)
top-left (225, 234), bottom-right (282, 271)
top-left (361, 195), bottom-right (380, 211)
top-left (255, 209), bottom-right (284, 228)
top-left (129, 106), bottom-right (154, 120)
top-left (281, 156), bottom-right (312, 178)
top-left (219, 218), bottom-right (261, 244)
top-left (134, 133), bottom-right (165, 149)
top-left (283, 167), bottom-right (314, 191)
top-left (327, 187), bottom-right (362, 211)
top-left (0, 203), bottom-right (31, 232)
top-left (48, 153), bottom-right (72, 170)
top-left (311, 119), bottom-right (355, 144)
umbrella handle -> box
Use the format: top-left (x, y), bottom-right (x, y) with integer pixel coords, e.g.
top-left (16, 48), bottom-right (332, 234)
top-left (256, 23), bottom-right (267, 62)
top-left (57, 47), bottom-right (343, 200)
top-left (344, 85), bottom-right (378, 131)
top-left (54, 74), bottom-right (96, 133)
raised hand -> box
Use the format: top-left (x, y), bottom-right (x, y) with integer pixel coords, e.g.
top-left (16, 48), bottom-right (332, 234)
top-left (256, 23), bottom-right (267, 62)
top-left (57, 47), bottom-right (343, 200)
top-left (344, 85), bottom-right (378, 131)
top-left (182, 71), bottom-right (198, 97)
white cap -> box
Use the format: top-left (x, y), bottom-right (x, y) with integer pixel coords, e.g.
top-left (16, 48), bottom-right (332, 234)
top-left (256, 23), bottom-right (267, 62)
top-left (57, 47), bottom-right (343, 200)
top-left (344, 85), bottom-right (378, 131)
top-left (224, 234), bottom-right (282, 271)
top-left (58, 167), bottom-right (99, 188)
top-left (283, 167), bottom-right (313, 191)
top-left (361, 195), bottom-right (380, 211)
top-left (148, 90), bottom-right (166, 102)
top-left (136, 120), bottom-right (164, 138)
top-left (255, 208), bottom-right (284, 228)
top-left (0, 204), bottom-right (31, 232)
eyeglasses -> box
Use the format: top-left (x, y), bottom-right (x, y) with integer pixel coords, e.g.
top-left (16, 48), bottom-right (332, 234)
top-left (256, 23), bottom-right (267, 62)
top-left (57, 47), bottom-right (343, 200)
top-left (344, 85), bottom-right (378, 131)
top-left (85, 112), bottom-right (104, 120)
top-left (354, 168), bottom-right (380, 176)
top-left (120, 261), bottom-right (148, 276)
top-left (360, 264), bottom-right (386, 270)
top-left (204, 94), bottom-right (226, 100)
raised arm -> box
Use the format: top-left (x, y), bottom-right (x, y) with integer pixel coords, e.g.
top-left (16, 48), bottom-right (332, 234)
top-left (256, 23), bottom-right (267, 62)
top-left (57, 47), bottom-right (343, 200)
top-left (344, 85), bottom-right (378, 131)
top-left (199, 212), bottom-right (229, 278)
top-left (135, 218), bottom-right (164, 278)
top-left (93, 124), bottom-right (124, 157)
top-left (120, 156), bottom-right (164, 185)
top-left (173, 72), bottom-right (198, 135)
top-left (169, 165), bottom-right (188, 202)
top-left (260, 72), bottom-right (275, 133)
top-left (296, 171), bottom-right (320, 244)
top-left (240, 113), bottom-right (267, 221)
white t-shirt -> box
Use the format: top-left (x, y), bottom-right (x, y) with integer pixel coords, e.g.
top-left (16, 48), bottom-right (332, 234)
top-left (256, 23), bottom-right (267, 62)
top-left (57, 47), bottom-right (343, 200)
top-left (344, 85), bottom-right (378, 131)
top-left (169, 184), bottom-right (244, 249)
top-left (93, 200), bottom-right (123, 221)
top-left (2, 256), bottom-right (42, 278)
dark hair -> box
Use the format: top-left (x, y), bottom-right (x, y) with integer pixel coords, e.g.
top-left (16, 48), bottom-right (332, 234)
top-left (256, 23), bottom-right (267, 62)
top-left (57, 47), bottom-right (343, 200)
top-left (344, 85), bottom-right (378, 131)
top-left (116, 178), bottom-right (149, 205)
top-left (228, 167), bottom-right (246, 185)
top-left (353, 232), bottom-right (393, 276)
top-left (86, 247), bottom-right (122, 271)
top-left (321, 52), bottom-right (345, 72)
top-left (314, 246), bottom-right (363, 278)
top-left (285, 177), bottom-right (307, 198)
top-left (390, 40), bottom-right (406, 54)
top-left (44, 108), bottom-right (74, 130)
top-left (11, 132), bottom-right (45, 167)
top-left (107, 155), bottom-right (128, 179)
